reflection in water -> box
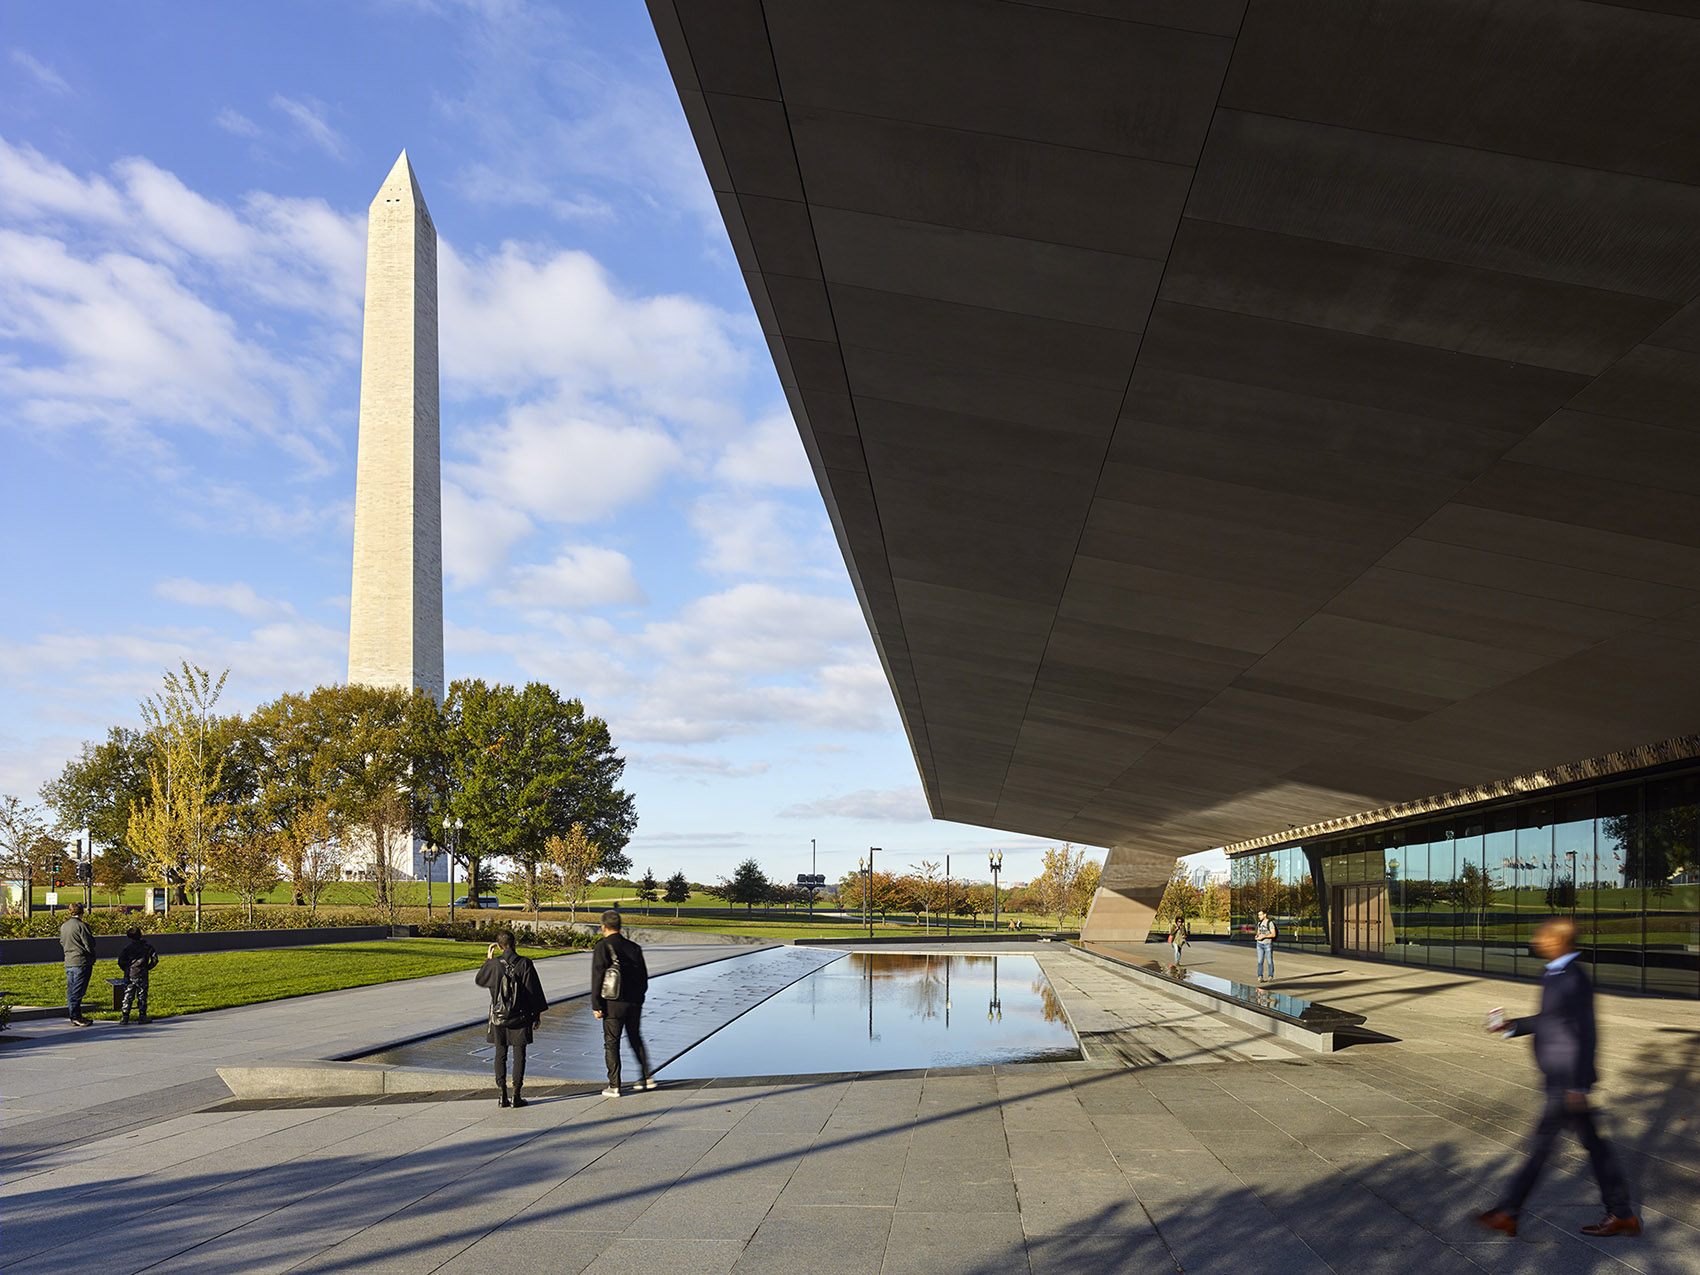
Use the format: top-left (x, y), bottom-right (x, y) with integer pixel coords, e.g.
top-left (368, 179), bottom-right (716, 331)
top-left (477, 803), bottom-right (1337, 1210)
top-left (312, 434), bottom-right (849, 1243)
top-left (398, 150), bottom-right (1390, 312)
top-left (662, 952), bottom-right (1079, 1079)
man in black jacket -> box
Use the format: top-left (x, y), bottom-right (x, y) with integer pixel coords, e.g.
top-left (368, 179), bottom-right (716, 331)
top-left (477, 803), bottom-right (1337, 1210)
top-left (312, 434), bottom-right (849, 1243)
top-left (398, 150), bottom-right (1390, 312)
top-left (1477, 917), bottom-right (1638, 1239)
top-left (115, 926), bottom-right (159, 1024)
top-left (475, 930), bottom-right (547, 1107)
top-left (590, 911), bottom-right (652, 1097)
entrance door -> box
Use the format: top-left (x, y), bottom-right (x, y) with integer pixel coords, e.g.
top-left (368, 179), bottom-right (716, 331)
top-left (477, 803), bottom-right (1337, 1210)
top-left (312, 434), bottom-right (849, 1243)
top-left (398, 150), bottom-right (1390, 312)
top-left (1334, 883), bottom-right (1387, 956)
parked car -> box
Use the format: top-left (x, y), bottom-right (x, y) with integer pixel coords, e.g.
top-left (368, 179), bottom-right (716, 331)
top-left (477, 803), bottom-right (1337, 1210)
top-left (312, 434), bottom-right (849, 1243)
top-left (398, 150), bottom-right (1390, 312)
top-left (453, 895), bottom-right (503, 909)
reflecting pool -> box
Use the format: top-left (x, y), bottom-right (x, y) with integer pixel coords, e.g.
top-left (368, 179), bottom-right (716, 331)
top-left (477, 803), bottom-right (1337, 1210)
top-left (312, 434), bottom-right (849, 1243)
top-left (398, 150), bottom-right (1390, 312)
top-left (658, 952), bottom-right (1080, 1078)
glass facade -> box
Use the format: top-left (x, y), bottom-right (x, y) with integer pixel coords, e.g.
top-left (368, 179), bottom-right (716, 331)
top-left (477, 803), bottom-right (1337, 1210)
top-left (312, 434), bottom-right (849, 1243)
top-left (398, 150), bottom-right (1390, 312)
top-left (1228, 763), bottom-right (1700, 998)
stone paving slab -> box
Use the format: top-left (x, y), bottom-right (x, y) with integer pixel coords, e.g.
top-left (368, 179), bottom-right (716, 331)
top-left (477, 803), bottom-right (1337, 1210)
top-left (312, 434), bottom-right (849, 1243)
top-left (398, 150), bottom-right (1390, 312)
top-left (4, 940), bottom-right (1699, 1274)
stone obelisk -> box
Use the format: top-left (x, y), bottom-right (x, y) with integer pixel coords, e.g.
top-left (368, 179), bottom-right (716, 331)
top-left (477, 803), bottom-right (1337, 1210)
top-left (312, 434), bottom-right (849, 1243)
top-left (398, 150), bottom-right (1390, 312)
top-left (348, 151), bottom-right (444, 701)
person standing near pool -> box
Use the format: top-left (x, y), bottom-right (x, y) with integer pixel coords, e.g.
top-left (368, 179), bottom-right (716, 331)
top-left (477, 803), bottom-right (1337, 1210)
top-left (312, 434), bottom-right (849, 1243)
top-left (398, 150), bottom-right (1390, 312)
top-left (591, 911), bottom-right (653, 1096)
top-left (476, 930), bottom-right (547, 1108)
top-left (1167, 914), bottom-right (1189, 965)
top-left (1254, 909), bottom-right (1277, 984)
top-left (59, 901), bottom-right (96, 1026)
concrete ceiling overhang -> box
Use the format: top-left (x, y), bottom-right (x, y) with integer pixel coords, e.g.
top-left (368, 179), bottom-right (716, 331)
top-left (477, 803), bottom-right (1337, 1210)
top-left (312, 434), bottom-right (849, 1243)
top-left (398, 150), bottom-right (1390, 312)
top-left (646, 0), bottom-right (1700, 859)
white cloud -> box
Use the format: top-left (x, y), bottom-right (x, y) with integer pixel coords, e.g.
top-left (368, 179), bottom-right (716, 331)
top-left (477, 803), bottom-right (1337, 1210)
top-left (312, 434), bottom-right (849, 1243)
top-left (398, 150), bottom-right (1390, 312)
top-left (441, 481), bottom-right (534, 587)
top-left (432, 0), bottom-right (719, 230)
top-left (270, 94), bottom-right (350, 161)
top-left (0, 137), bottom-right (126, 225)
top-left (716, 412), bottom-right (812, 488)
top-left (215, 108), bottom-right (263, 139)
top-left (644, 584), bottom-right (865, 674)
top-left (631, 753), bottom-right (771, 780)
top-left (690, 496), bottom-right (836, 580)
top-left (780, 788), bottom-right (932, 822)
top-left (453, 406), bottom-right (682, 525)
top-left (492, 544), bottom-right (647, 610)
top-left (156, 578), bottom-right (296, 622)
top-left (10, 50), bottom-right (70, 95)
top-left (438, 240), bottom-right (747, 418)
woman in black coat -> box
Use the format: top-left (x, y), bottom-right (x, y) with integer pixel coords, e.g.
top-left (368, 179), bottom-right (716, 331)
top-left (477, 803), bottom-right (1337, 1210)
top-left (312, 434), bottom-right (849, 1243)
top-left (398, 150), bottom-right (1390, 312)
top-left (475, 930), bottom-right (548, 1107)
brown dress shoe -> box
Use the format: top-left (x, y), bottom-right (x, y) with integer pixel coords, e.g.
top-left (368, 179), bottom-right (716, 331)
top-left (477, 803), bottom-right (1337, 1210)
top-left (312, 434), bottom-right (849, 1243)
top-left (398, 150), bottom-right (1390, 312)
top-left (1475, 1209), bottom-right (1518, 1236)
top-left (1580, 1214), bottom-right (1640, 1237)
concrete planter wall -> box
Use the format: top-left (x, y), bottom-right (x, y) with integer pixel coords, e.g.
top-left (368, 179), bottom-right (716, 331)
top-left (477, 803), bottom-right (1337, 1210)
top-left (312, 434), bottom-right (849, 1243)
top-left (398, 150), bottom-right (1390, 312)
top-left (1, 925), bottom-right (393, 966)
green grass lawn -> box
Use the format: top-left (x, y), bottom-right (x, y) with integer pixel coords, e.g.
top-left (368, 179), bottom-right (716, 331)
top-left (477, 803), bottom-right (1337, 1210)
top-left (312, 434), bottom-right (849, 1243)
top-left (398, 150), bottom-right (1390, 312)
top-left (0, 938), bottom-right (569, 1020)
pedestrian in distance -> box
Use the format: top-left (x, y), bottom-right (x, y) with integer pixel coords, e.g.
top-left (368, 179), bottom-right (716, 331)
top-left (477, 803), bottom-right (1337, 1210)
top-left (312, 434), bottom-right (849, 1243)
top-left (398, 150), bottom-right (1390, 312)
top-left (1254, 909), bottom-right (1277, 984)
top-left (1168, 914), bottom-right (1189, 965)
top-left (59, 901), bottom-right (96, 1026)
top-left (475, 929), bottom-right (547, 1108)
top-left (1477, 916), bottom-right (1639, 1240)
top-left (591, 910), bottom-right (653, 1097)
top-left (115, 925), bottom-right (159, 1024)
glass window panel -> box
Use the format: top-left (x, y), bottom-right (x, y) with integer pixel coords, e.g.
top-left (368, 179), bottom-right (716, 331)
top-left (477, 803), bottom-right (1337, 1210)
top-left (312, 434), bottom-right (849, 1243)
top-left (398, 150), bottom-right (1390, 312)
top-left (1482, 811), bottom-right (1519, 977)
top-left (1595, 785), bottom-right (1644, 992)
top-left (1515, 804), bottom-right (1554, 978)
top-left (1555, 794), bottom-right (1596, 965)
top-left (1452, 821), bottom-right (1485, 972)
top-left (1644, 776), bottom-right (1699, 998)
top-left (1389, 830), bottom-right (1424, 964)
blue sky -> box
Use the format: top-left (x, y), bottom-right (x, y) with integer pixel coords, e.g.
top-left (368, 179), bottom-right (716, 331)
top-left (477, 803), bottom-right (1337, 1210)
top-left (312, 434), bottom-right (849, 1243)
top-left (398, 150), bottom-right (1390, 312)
top-left (0, 0), bottom-right (1143, 886)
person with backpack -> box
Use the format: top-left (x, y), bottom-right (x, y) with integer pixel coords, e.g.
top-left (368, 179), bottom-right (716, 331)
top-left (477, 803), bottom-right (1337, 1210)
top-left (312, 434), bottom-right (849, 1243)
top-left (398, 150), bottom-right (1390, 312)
top-left (475, 930), bottom-right (547, 1107)
top-left (115, 926), bottom-right (159, 1024)
top-left (590, 910), bottom-right (652, 1097)
top-left (1168, 914), bottom-right (1189, 965)
top-left (1255, 909), bottom-right (1278, 984)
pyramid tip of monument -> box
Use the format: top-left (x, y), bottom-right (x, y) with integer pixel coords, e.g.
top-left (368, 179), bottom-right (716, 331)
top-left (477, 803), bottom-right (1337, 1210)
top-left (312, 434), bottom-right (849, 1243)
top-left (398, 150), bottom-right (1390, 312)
top-left (375, 150), bottom-right (429, 213)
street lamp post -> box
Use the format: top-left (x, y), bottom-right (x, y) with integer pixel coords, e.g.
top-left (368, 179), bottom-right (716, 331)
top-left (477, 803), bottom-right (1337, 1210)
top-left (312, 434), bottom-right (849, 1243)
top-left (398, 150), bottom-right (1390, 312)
top-left (448, 817), bottom-right (463, 925)
top-left (945, 854), bottom-right (950, 937)
top-left (989, 849), bottom-right (1003, 932)
top-left (862, 847), bottom-right (880, 937)
top-left (422, 844), bottom-right (440, 920)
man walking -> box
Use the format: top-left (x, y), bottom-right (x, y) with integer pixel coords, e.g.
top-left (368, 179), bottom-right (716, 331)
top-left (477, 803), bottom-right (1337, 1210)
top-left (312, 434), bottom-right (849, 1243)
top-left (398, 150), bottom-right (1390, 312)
top-left (475, 930), bottom-right (547, 1108)
top-left (1477, 917), bottom-right (1639, 1239)
top-left (1254, 909), bottom-right (1277, 984)
top-left (591, 911), bottom-right (653, 1096)
top-left (60, 901), bottom-right (96, 1026)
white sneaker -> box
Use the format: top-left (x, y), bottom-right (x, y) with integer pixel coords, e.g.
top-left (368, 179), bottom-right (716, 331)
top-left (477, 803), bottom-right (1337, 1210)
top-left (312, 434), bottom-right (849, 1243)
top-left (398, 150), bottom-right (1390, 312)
top-left (601, 1086), bottom-right (621, 1098)
top-left (640, 1077), bottom-right (659, 1091)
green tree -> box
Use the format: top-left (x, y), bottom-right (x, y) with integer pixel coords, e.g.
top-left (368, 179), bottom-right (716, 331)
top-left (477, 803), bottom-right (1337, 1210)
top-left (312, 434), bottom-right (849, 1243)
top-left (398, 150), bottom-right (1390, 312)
top-left (1155, 860), bottom-right (1203, 926)
top-left (908, 860), bottom-right (946, 931)
top-left (663, 870), bottom-right (691, 917)
top-left (411, 680), bottom-right (636, 913)
top-left (723, 858), bottom-right (769, 911)
top-left (130, 663), bottom-right (233, 930)
top-left (1035, 844), bottom-right (1089, 929)
top-left (39, 726), bottom-right (152, 861)
top-left (546, 824), bottom-right (601, 922)
top-left (636, 868), bottom-right (658, 905)
top-left (0, 795), bottom-right (52, 918)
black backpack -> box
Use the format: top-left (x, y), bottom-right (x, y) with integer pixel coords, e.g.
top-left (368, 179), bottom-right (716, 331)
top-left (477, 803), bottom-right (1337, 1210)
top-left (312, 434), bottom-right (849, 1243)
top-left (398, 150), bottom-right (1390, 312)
top-left (489, 956), bottom-right (526, 1027)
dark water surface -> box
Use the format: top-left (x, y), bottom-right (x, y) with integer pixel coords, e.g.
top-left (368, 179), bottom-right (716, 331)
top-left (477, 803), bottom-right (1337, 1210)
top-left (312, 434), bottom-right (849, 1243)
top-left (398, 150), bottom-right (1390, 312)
top-left (659, 952), bottom-right (1080, 1078)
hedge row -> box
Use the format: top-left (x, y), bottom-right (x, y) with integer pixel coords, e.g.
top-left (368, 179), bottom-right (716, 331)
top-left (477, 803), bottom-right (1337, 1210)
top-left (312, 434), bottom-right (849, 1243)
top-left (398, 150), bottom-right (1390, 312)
top-left (413, 918), bottom-right (593, 949)
top-left (0, 908), bottom-right (391, 938)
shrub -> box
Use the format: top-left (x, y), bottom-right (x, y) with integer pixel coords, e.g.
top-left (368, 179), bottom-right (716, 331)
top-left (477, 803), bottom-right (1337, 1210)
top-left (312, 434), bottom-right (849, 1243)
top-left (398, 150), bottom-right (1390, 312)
top-left (412, 918), bottom-right (591, 950)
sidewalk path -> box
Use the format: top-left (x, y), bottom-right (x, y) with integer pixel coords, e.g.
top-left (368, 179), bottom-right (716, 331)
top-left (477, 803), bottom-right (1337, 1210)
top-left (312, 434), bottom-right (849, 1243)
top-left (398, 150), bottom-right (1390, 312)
top-left (3, 939), bottom-right (1697, 1274)
top-left (0, 942), bottom-right (756, 1169)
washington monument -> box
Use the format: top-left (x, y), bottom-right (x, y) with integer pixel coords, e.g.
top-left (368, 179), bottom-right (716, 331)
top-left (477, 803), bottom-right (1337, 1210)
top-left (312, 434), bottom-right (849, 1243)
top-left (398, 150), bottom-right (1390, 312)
top-left (348, 151), bottom-right (444, 701)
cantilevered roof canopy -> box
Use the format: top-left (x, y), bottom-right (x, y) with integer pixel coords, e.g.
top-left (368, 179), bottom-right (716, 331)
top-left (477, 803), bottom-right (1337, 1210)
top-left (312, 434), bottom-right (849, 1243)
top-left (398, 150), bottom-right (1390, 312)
top-left (647, 0), bottom-right (1700, 862)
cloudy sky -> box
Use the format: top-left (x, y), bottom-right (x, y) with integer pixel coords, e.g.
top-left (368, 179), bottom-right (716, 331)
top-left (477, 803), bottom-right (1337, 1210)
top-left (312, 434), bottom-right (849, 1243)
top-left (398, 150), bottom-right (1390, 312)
top-left (0, 0), bottom-right (1108, 885)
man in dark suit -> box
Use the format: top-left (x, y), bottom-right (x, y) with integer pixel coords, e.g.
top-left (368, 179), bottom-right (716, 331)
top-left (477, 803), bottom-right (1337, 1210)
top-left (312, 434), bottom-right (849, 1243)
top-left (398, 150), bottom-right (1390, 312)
top-left (590, 911), bottom-right (653, 1097)
top-left (1477, 916), bottom-right (1639, 1239)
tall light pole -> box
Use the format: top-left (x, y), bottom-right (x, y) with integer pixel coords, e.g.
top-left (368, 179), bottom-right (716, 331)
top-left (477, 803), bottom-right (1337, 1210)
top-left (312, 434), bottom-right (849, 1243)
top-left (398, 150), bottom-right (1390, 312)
top-left (448, 817), bottom-right (462, 925)
top-left (810, 838), bottom-right (816, 920)
top-left (989, 849), bottom-right (1003, 932)
top-left (863, 847), bottom-right (880, 937)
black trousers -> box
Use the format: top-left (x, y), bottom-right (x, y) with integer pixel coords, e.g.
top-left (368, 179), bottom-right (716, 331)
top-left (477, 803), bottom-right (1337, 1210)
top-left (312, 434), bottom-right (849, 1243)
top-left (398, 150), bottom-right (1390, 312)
top-left (121, 975), bottom-right (149, 1019)
top-left (602, 1002), bottom-right (650, 1087)
top-left (494, 1042), bottom-right (527, 1093)
top-left (1500, 1084), bottom-right (1631, 1217)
